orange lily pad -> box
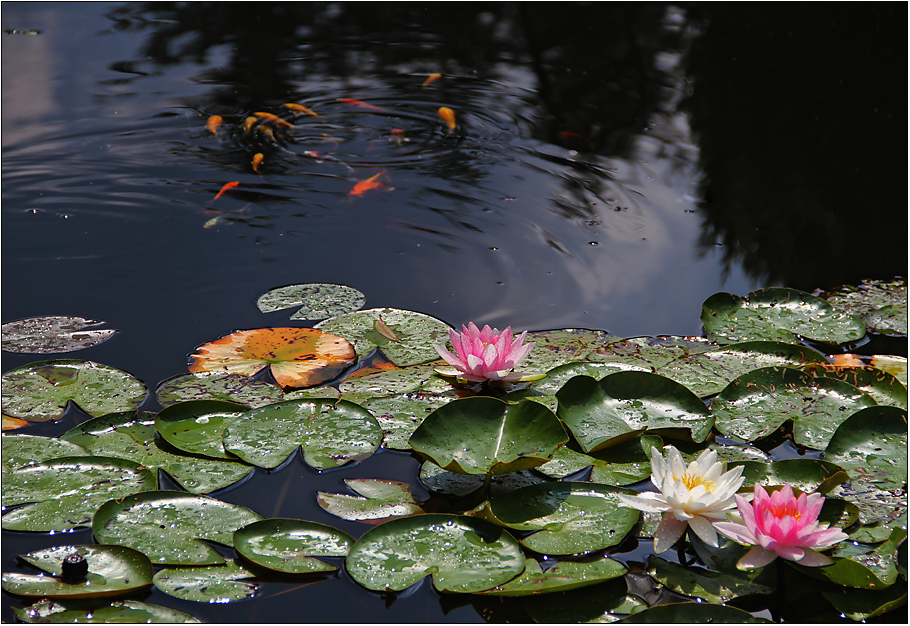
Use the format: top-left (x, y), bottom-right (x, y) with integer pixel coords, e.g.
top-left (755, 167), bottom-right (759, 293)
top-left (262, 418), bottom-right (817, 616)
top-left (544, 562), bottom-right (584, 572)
top-left (188, 327), bottom-right (356, 389)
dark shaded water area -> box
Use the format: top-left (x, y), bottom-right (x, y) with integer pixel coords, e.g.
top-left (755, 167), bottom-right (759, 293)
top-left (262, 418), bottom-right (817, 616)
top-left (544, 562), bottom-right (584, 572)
top-left (1, 2), bottom-right (906, 623)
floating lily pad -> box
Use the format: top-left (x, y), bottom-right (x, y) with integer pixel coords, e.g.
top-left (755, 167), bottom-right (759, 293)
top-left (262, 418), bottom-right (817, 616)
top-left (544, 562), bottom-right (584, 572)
top-left (1, 433), bottom-right (88, 472)
top-left (256, 283), bottom-right (366, 320)
top-left (825, 406), bottom-right (908, 490)
top-left (821, 581), bottom-right (909, 621)
top-left (315, 308), bottom-right (453, 367)
top-left (338, 362), bottom-right (451, 397)
top-left (233, 518), bottom-right (353, 573)
top-left (647, 554), bottom-right (778, 604)
top-left (587, 335), bottom-right (717, 370)
top-left (317, 479), bottom-right (423, 522)
top-left (408, 396), bottom-right (568, 476)
top-left (1, 316), bottom-right (117, 354)
top-left (516, 329), bottom-right (622, 372)
top-left (153, 559), bottom-right (259, 603)
top-left (535, 435), bottom-right (659, 485)
top-left (480, 556), bottom-right (627, 596)
top-left (156, 372), bottom-right (285, 408)
top-left (1, 360), bottom-right (148, 422)
top-left (555, 372), bottom-right (714, 453)
top-left (60, 411), bottom-right (254, 493)
top-left (2, 415), bottom-right (29, 431)
top-left (712, 366), bottom-right (878, 449)
top-left (418, 462), bottom-right (549, 497)
top-left (359, 391), bottom-right (456, 450)
top-left (1, 545), bottom-right (152, 599)
top-left (92, 491), bottom-right (263, 565)
top-left (731, 458), bottom-right (849, 495)
top-left (793, 528), bottom-right (906, 591)
top-left (1, 456), bottom-right (156, 532)
top-left (871, 355), bottom-right (908, 387)
top-left (12, 599), bottom-right (200, 623)
top-left (482, 482), bottom-right (639, 555)
top-left (799, 364), bottom-right (907, 409)
top-left (222, 399), bottom-right (382, 470)
top-left (657, 341), bottom-right (828, 397)
top-left (154, 400), bottom-right (247, 459)
top-left (534, 361), bottom-right (652, 397)
top-left (701, 288), bottom-right (867, 345)
top-left (823, 278), bottom-right (908, 336)
top-left (345, 514), bottom-right (525, 593)
top-left (834, 477), bottom-right (908, 527)
top-left (188, 327), bottom-right (356, 388)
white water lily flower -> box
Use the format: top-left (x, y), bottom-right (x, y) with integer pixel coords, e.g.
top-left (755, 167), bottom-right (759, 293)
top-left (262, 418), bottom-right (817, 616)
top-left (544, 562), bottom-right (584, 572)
top-left (616, 446), bottom-right (746, 553)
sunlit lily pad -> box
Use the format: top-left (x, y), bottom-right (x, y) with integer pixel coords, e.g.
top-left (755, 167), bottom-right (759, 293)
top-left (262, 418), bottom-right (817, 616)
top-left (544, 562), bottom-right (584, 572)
top-left (315, 308), bottom-right (452, 366)
top-left (1, 359), bottom-right (148, 422)
top-left (256, 283), bottom-right (366, 319)
top-left (338, 362), bottom-right (451, 397)
top-left (517, 329), bottom-right (622, 372)
top-left (657, 341), bottom-right (828, 397)
top-left (871, 355), bottom-right (908, 387)
top-left (619, 602), bottom-right (773, 622)
top-left (154, 400), bottom-right (247, 459)
top-left (233, 518), bottom-right (353, 573)
top-left (799, 364), bottom-right (907, 409)
top-left (12, 599), bottom-right (200, 623)
top-left (587, 335), bottom-right (717, 370)
top-left (61, 411), bottom-right (254, 493)
top-left (534, 361), bottom-right (652, 396)
top-left (345, 514), bottom-right (525, 593)
top-left (222, 399), bottom-right (382, 470)
top-left (825, 406), bottom-right (908, 490)
top-left (556, 372), bottom-right (714, 453)
top-left (418, 462), bottom-right (548, 497)
top-left (823, 277), bottom-right (907, 336)
top-left (156, 372), bottom-right (284, 408)
top-left (482, 482), bottom-right (639, 555)
top-left (535, 435), bottom-right (659, 485)
top-left (317, 479), bottom-right (423, 522)
top-left (2, 456), bottom-right (156, 532)
top-left (479, 556), bottom-right (626, 596)
top-left (359, 391), bottom-right (456, 450)
top-left (701, 288), bottom-right (867, 345)
top-left (647, 554), bottom-right (777, 604)
top-left (712, 366), bottom-right (878, 449)
top-left (153, 559), bottom-right (259, 603)
top-left (1, 433), bottom-right (88, 472)
top-left (821, 581), bottom-right (909, 621)
top-left (1, 316), bottom-right (117, 354)
top-left (731, 458), bottom-right (849, 495)
top-left (1, 545), bottom-right (152, 599)
top-left (793, 528), bottom-right (906, 591)
top-left (833, 477), bottom-right (908, 527)
top-left (92, 491), bottom-right (263, 565)
top-left (408, 397), bottom-right (568, 476)
top-left (188, 327), bottom-right (356, 388)
top-left (2, 415), bottom-right (29, 431)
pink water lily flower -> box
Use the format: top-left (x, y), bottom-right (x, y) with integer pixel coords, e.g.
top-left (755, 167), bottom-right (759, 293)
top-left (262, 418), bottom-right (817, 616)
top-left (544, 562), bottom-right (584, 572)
top-left (714, 483), bottom-right (848, 569)
top-left (434, 322), bottom-right (542, 383)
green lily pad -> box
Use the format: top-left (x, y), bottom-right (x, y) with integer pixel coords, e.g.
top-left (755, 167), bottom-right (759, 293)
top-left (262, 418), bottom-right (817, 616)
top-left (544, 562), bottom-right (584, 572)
top-left (871, 355), bottom-right (908, 386)
top-left (233, 518), bottom-right (353, 573)
top-left (1, 359), bottom-right (148, 422)
top-left (1, 434), bottom-right (88, 472)
top-left (732, 458), bottom-right (850, 495)
top-left (657, 341), bottom-right (828, 397)
top-left (517, 329), bottom-right (623, 372)
top-left (834, 476), bottom-right (908, 527)
top-left (256, 283), bottom-right (366, 319)
top-left (359, 391), bottom-right (456, 450)
top-left (1, 456), bottom-right (156, 532)
top-left (1, 316), bottom-right (117, 354)
top-left (823, 277), bottom-right (907, 336)
top-left (792, 528), bottom-right (906, 590)
top-left (345, 514), bottom-right (525, 593)
top-left (521, 578), bottom-right (648, 622)
top-left (483, 482), bottom-right (640, 555)
top-left (317, 479), bottom-right (423, 522)
top-left (153, 559), bottom-right (259, 603)
top-left (222, 399), bottom-right (381, 470)
top-left (156, 372), bottom-right (285, 408)
top-left (92, 491), bottom-right (263, 565)
top-left (799, 364), bottom-right (907, 409)
top-left (587, 335), bottom-right (718, 370)
top-left (12, 599), bottom-right (200, 623)
top-left (535, 435), bottom-right (660, 486)
top-left (712, 366), bottom-right (878, 449)
top-left (480, 556), bottom-right (627, 596)
top-left (556, 372), bottom-right (714, 453)
top-left (701, 288), bottom-right (867, 345)
top-left (154, 400), bottom-right (247, 459)
top-left (534, 361), bottom-right (652, 397)
top-left (824, 406), bottom-right (907, 490)
top-left (822, 582), bottom-right (908, 621)
top-left (1, 545), bottom-right (152, 599)
top-left (408, 396), bottom-right (568, 476)
top-left (418, 462), bottom-right (549, 497)
top-left (338, 362), bottom-right (451, 397)
top-left (60, 411), bottom-right (254, 493)
top-left (647, 554), bottom-right (778, 604)
top-left (619, 602), bottom-right (773, 623)
top-left (315, 307), bottom-right (453, 366)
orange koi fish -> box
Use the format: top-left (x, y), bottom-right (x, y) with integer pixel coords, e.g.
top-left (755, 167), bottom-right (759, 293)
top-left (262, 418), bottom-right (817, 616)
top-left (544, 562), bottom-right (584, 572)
top-left (422, 72), bottom-right (441, 88)
top-left (242, 116), bottom-right (258, 133)
top-left (349, 171), bottom-right (386, 196)
top-left (339, 98), bottom-right (383, 111)
top-left (206, 115), bottom-right (223, 135)
top-left (252, 153), bottom-right (264, 173)
top-left (437, 106), bottom-right (456, 131)
top-left (257, 124), bottom-right (278, 142)
top-left (213, 181), bottom-right (240, 202)
top-left (253, 111), bottom-right (293, 128)
top-left (283, 102), bottom-right (320, 117)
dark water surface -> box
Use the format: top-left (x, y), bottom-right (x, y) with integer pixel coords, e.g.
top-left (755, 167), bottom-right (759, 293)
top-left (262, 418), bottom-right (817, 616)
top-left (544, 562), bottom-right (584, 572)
top-left (2, 3), bottom-right (906, 623)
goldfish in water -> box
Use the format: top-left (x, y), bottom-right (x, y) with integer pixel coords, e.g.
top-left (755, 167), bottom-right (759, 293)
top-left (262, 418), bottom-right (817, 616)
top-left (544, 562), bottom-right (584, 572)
top-left (213, 181), bottom-right (240, 202)
top-left (253, 111), bottom-right (293, 128)
top-left (422, 72), bottom-right (442, 88)
top-left (349, 171), bottom-right (387, 196)
top-left (242, 116), bottom-right (258, 133)
top-left (206, 115), bottom-right (223, 135)
top-left (437, 107), bottom-right (456, 131)
top-left (339, 98), bottom-right (383, 111)
top-left (283, 102), bottom-right (320, 117)
top-left (252, 153), bottom-right (264, 173)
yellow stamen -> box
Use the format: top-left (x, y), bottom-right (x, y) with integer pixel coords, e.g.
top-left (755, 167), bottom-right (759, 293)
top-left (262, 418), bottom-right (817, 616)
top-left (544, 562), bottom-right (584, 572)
top-left (679, 472), bottom-right (714, 492)
top-left (770, 504), bottom-right (802, 520)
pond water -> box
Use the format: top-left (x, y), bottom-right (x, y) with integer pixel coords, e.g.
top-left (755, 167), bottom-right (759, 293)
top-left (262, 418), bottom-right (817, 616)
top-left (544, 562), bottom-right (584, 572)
top-left (1, 3), bottom-right (906, 623)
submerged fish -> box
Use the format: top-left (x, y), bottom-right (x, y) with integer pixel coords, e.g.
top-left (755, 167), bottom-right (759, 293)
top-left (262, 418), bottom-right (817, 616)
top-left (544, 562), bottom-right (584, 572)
top-left (252, 153), bottom-right (264, 173)
top-left (213, 181), bottom-right (240, 202)
top-left (283, 102), bottom-right (320, 117)
top-left (206, 115), bottom-right (223, 135)
top-left (422, 72), bottom-right (442, 87)
top-left (242, 116), bottom-right (258, 133)
top-left (349, 171), bottom-right (387, 196)
top-left (437, 106), bottom-right (456, 131)
top-left (339, 98), bottom-right (383, 111)
top-left (253, 111), bottom-right (293, 128)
